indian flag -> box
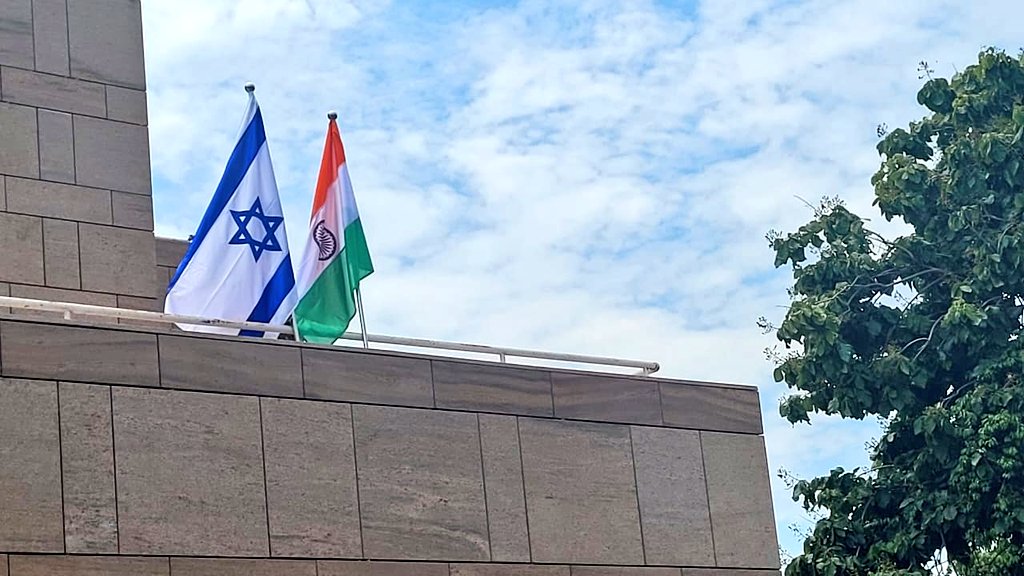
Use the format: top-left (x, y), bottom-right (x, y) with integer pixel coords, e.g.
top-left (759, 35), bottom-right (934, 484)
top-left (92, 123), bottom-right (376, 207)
top-left (293, 114), bottom-right (373, 343)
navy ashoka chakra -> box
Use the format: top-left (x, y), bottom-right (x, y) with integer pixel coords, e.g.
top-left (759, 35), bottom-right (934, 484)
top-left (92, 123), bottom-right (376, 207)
top-left (313, 220), bottom-right (338, 261)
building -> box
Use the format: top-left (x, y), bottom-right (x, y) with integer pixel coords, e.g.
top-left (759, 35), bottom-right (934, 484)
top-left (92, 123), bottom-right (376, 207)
top-left (0, 1), bottom-right (780, 574)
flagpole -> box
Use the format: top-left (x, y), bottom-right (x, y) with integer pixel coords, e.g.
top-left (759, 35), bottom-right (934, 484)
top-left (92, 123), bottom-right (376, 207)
top-left (355, 286), bottom-right (369, 349)
top-left (325, 109), bottom-right (370, 350)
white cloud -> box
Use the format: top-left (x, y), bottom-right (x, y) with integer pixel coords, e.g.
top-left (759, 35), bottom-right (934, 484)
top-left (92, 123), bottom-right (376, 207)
top-left (142, 0), bottom-right (1022, 557)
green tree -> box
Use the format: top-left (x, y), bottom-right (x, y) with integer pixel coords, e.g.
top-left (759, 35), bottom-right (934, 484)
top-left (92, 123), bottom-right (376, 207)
top-left (770, 49), bottom-right (1024, 575)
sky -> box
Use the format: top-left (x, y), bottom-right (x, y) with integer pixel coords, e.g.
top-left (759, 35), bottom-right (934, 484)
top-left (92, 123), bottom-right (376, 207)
top-left (140, 0), bottom-right (1022, 559)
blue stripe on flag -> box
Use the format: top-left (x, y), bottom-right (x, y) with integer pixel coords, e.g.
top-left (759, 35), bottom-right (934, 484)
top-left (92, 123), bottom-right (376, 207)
top-left (239, 256), bottom-right (296, 337)
top-left (168, 109), bottom-right (269, 291)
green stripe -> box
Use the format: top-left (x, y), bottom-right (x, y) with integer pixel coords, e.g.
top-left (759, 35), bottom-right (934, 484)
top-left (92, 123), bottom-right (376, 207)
top-left (294, 250), bottom-right (356, 343)
top-left (343, 217), bottom-right (373, 283)
top-left (293, 218), bottom-right (373, 344)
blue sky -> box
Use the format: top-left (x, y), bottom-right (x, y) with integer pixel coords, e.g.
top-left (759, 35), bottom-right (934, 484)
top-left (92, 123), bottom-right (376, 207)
top-left (141, 0), bottom-right (1022, 559)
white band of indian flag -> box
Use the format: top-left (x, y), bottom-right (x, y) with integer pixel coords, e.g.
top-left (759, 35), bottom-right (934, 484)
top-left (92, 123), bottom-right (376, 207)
top-left (293, 116), bottom-right (373, 343)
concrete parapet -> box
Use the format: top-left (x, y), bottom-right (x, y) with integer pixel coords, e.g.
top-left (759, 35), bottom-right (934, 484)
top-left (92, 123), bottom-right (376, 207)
top-left (0, 317), bottom-right (780, 571)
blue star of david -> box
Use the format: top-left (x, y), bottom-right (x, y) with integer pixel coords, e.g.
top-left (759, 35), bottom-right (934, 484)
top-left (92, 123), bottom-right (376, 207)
top-left (228, 197), bottom-right (284, 262)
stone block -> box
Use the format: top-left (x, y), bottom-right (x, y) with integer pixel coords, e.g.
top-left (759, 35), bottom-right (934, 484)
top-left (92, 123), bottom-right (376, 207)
top-left (9, 284), bottom-right (117, 316)
top-left (67, 0), bottom-right (146, 89)
top-left (106, 85), bottom-right (147, 124)
top-left (701, 432), bottom-right (780, 569)
top-left (116, 294), bottom-right (160, 310)
top-left (43, 218), bottom-right (80, 288)
top-left (0, 379), bottom-right (63, 552)
top-left (159, 334), bottom-right (303, 396)
top-left (353, 405), bottom-right (489, 560)
top-left (8, 556), bottom-right (169, 576)
top-left (116, 293), bottom-right (157, 317)
top-left (7, 283), bottom-right (116, 323)
top-left (518, 418), bottom-right (643, 565)
top-left (31, 0), bottom-right (69, 75)
top-left (451, 566), bottom-right (570, 576)
top-left (0, 102), bottom-right (39, 178)
top-left (572, 569), bottom-right (681, 576)
top-left (112, 387), bottom-right (269, 556)
top-left (73, 115), bottom-right (151, 194)
top-left (59, 382), bottom-right (118, 553)
top-left (111, 190), bottom-right (153, 229)
top-left (155, 236), bottom-right (188, 266)
top-left (114, 294), bottom-right (161, 326)
top-left (433, 360), bottom-right (553, 416)
top-left (303, 347), bottom-right (434, 407)
top-left (552, 373), bottom-right (661, 425)
top-left (2, 67), bottom-right (106, 116)
top-left (79, 223), bottom-right (155, 296)
top-left (4, 176), bottom-right (112, 223)
top-left (0, 212), bottom-right (43, 284)
top-left (170, 558), bottom-right (316, 576)
top-left (660, 383), bottom-right (762, 434)
top-left (631, 426), bottom-right (714, 566)
top-left (0, 321), bottom-right (158, 385)
top-left (0, 0), bottom-right (33, 68)
top-left (162, 265), bottom-right (175, 289)
top-left (38, 109), bottom-right (76, 182)
top-left (680, 571), bottom-right (781, 576)
top-left (479, 414), bottom-right (530, 562)
top-left (1, 555), bottom-right (5, 576)
top-left (318, 562), bottom-right (449, 576)
top-left (679, 565), bottom-right (774, 569)
top-left (261, 398), bottom-right (361, 557)
top-left (1, 174), bottom-right (6, 209)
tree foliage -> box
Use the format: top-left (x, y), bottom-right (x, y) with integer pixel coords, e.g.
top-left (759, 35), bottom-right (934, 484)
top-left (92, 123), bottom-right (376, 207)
top-left (771, 49), bottom-right (1024, 575)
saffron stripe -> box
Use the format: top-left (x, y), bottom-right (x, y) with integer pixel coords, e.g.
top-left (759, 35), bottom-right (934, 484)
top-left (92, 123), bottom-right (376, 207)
top-left (168, 108), bottom-right (268, 291)
top-left (308, 119), bottom-right (347, 220)
top-left (239, 256), bottom-right (297, 337)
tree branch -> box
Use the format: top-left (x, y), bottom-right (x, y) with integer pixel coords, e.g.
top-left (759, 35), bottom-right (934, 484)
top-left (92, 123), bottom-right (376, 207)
top-left (913, 314), bottom-right (947, 361)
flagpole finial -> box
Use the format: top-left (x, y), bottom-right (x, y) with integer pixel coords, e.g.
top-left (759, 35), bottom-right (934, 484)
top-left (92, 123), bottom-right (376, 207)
top-left (244, 83), bottom-right (256, 93)
top-left (327, 110), bottom-right (338, 121)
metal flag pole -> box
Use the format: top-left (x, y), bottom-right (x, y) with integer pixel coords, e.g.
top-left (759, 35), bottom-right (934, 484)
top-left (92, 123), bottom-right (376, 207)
top-left (329, 109), bottom-right (370, 350)
top-left (355, 285), bottom-right (369, 349)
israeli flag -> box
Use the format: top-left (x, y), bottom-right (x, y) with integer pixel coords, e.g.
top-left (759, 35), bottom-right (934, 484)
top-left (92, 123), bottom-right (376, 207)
top-left (164, 87), bottom-right (296, 337)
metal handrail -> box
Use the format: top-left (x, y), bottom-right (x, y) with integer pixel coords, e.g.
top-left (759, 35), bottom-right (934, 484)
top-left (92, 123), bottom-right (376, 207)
top-left (0, 296), bottom-right (660, 376)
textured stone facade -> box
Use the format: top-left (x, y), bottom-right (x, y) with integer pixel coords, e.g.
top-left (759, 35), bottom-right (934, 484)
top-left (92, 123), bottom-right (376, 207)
top-left (0, 317), bottom-right (780, 572)
top-left (0, 0), bottom-right (156, 308)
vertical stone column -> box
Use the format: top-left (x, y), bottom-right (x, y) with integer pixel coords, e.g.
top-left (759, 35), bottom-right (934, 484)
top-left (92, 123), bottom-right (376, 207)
top-left (0, 0), bottom-right (157, 310)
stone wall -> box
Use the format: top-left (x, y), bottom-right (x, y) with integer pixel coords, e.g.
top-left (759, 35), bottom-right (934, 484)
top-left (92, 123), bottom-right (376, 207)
top-left (154, 236), bottom-right (186, 308)
top-left (155, 236), bottom-right (185, 280)
top-left (0, 317), bottom-right (780, 575)
top-left (0, 557), bottom-right (779, 576)
top-left (0, 0), bottom-right (157, 311)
